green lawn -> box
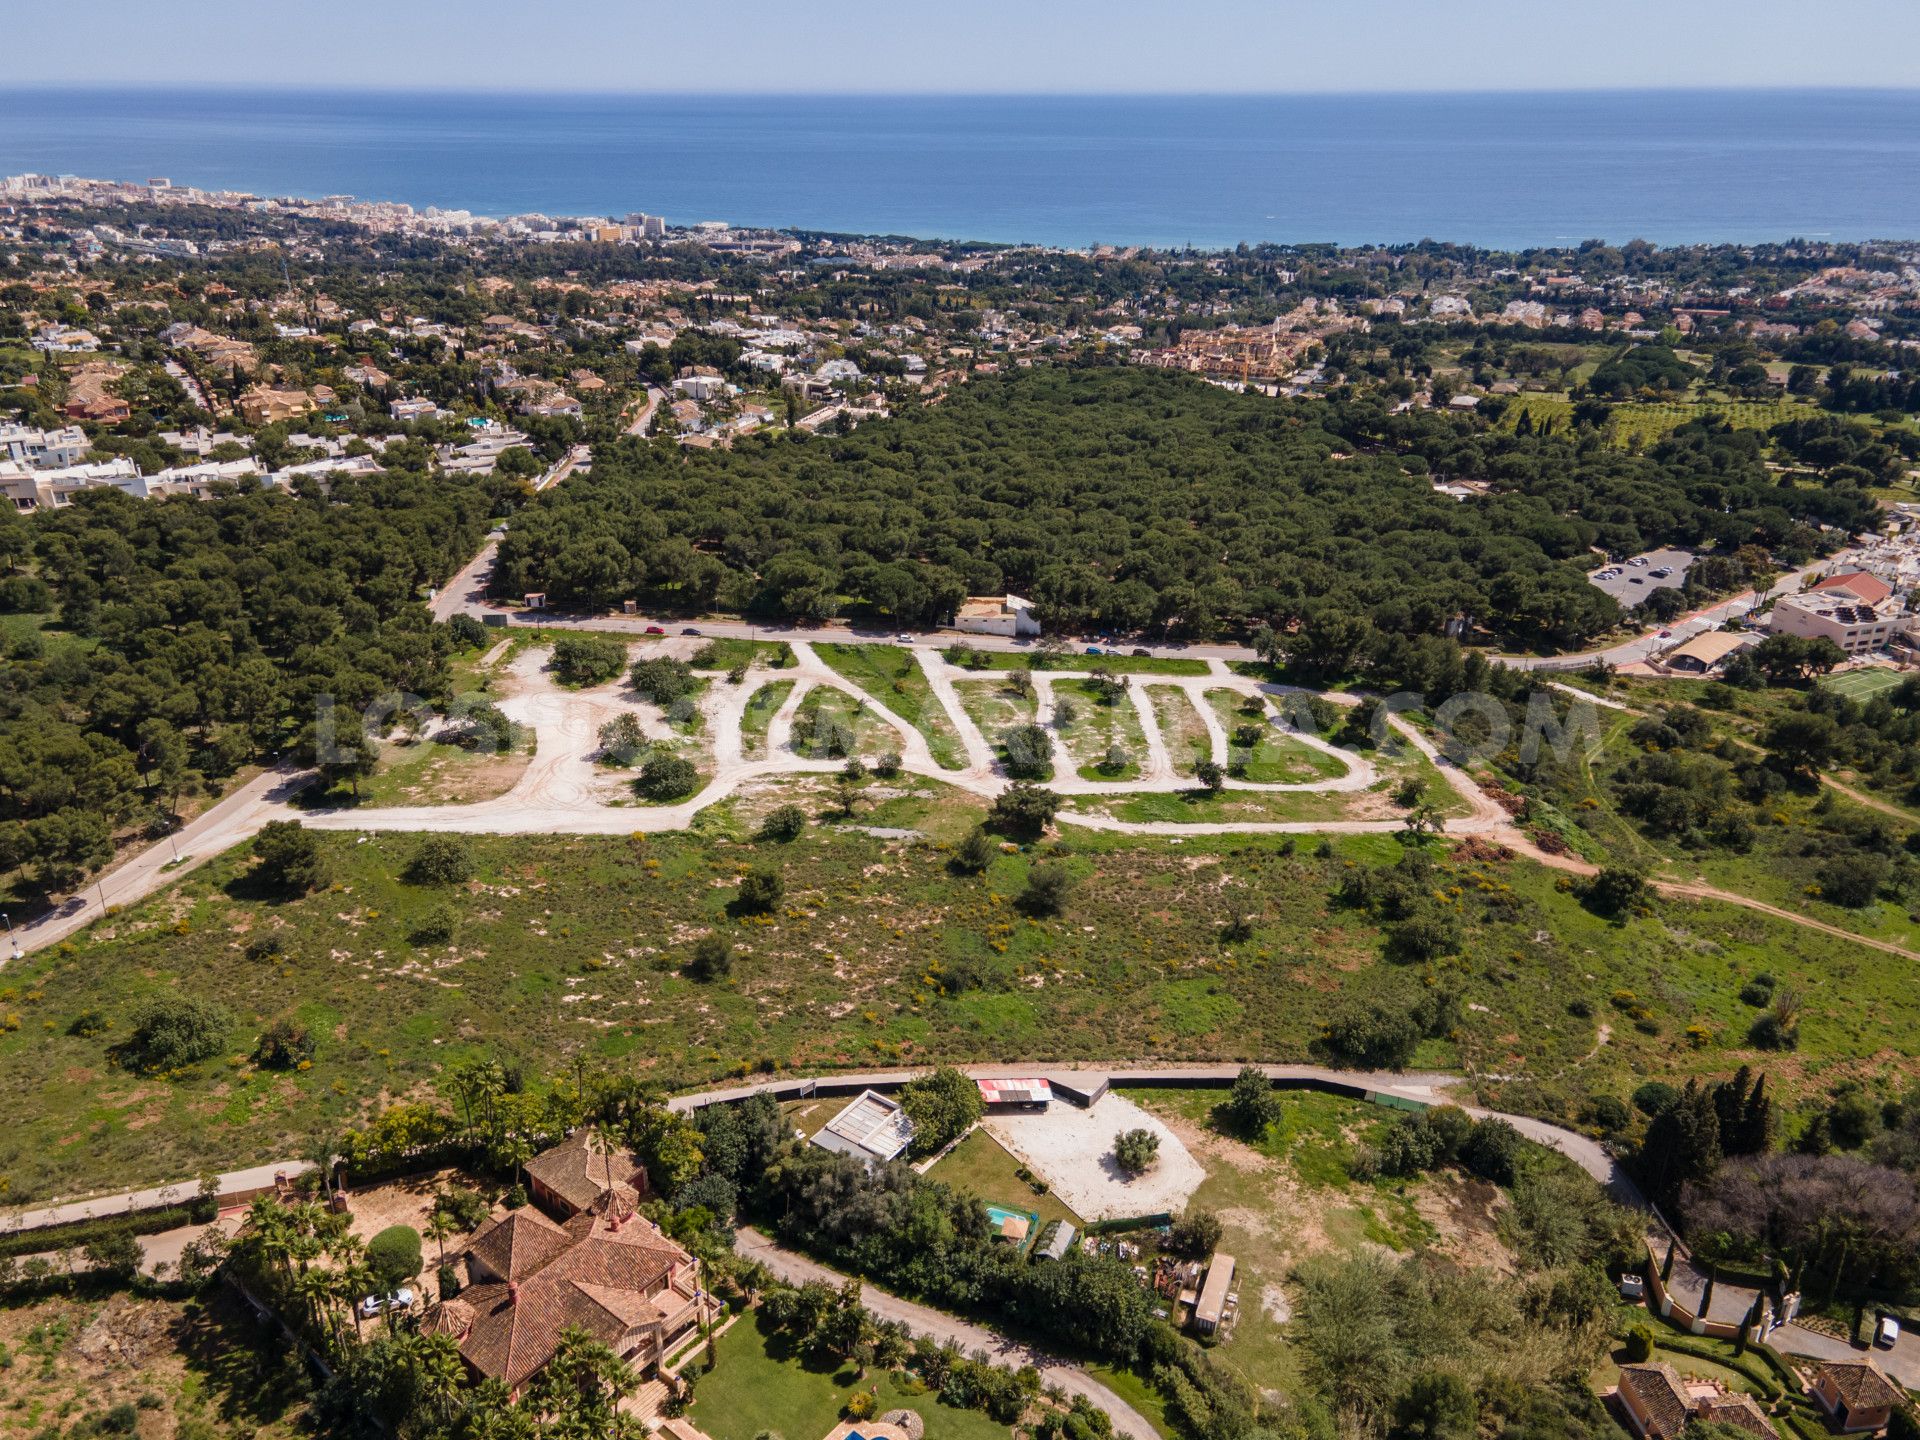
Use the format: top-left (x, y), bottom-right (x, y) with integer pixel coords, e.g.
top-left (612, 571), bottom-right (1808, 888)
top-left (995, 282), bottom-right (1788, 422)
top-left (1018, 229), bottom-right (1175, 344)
top-left (691, 1314), bottom-right (1013, 1440)
top-left (815, 643), bottom-right (967, 770)
top-left (740, 680), bottom-right (796, 759)
top-left (925, 1127), bottom-right (1083, 1232)
top-left (1205, 690), bottom-right (1350, 784)
top-left (692, 638), bottom-right (795, 672)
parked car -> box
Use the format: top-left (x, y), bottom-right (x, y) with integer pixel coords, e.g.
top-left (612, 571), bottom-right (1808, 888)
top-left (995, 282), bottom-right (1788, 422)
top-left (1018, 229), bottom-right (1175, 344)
top-left (644, 625), bottom-right (665, 635)
top-left (1130, 648), bottom-right (1151, 658)
top-left (1629, 557), bottom-right (1649, 567)
top-left (359, 1287), bottom-right (415, 1319)
top-left (897, 633), bottom-right (914, 643)
top-left (681, 627), bottom-right (701, 636)
top-left (1650, 567), bottom-right (1673, 579)
top-left (1085, 646), bottom-right (1104, 656)
top-left (1628, 577), bottom-right (1644, 584)
top-left (1877, 1315), bottom-right (1901, 1348)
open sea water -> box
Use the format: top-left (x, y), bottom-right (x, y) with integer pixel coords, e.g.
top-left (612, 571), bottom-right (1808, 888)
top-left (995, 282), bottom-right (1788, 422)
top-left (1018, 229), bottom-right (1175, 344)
top-left (2, 88), bottom-right (1917, 249)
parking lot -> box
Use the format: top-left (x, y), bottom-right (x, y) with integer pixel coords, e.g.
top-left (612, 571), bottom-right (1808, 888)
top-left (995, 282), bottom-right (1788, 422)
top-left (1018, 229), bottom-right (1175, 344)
top-left (1587, 548), bottom-right (1695, 606)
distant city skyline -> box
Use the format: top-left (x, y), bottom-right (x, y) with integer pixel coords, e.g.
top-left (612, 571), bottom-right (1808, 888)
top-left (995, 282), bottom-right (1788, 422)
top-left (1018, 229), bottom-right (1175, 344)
top-left (13, 0), bottom-right (1920, 94)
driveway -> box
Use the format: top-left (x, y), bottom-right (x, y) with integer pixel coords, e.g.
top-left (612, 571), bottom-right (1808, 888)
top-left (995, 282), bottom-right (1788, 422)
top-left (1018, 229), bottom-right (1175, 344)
top-left (734, 1226), bottom-right (1160, 1440)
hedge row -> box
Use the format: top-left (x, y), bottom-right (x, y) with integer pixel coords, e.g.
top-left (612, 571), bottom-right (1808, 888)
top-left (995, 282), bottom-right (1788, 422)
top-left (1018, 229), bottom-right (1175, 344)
top-left (0, 1201), bottom-right (209, 1261)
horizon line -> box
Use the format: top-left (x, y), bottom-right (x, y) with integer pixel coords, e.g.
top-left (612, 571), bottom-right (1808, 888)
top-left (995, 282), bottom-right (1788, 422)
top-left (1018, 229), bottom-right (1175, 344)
top-left (7, 81), bottom-right (1920, 100)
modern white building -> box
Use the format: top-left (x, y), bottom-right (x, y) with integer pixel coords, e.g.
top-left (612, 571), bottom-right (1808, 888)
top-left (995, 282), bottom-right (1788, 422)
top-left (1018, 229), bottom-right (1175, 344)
top-left (953, 594), bottom-right (1041, 639)
top-left (0, 424), bottom-right (88, 469)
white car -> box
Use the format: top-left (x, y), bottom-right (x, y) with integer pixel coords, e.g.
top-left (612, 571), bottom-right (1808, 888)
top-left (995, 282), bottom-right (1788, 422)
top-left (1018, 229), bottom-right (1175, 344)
top-left (1876, 1315), bottom-right (1900, 1348)
top-left (359, 1286), bottom-right (415, 1319)
top-left (1629, 557), bottom-right (1650, 567)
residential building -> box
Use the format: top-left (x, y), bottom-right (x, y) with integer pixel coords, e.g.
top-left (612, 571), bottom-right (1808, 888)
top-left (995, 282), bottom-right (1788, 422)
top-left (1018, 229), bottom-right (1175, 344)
top-left (1810, 1361), bottom-right (1902, 1434)
top-left (953, 594), bottom-right (1041, 639)
top-left (522, 1127), bottom-right (650, 1219)
top-left (1615, 1363), bottom-right (1777, 1440)
top-left (0, 423), bottom-right (88, 468)
top-left (237, 386), bottom-right (314, 426)
top-left (426, 1198), bottom-right (704, 1394)
top-left (809, 1089), bottom-right (915, 1167)
top-left (0, 457), bottom-right (139, 509)
top-left (1769, 578), bottom-right (1903, 655)
top-left (390, 396), bottom-right (448, 422)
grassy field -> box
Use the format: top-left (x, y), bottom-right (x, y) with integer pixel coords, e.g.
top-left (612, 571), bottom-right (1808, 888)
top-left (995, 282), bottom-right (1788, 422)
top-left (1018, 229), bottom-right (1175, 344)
top-left (691, 637), bottom-right (794, 672)
top-left (815, 642), bottom-right (967, 769)
top-left (1052, 679), bottom-right (1149, 781)
top-left (1498, 392), bottom-right (1816, 449)
top-left (1205, 691), bottom-right (1351, 784)
top-left (1121, 1087), bottom-right (1484, 1390)
top-left (740, 680), bottom-right (796, 759)
top-left (0, 810), bottom-right (1911, 1206)
top-left (1145, 686), bottom-right (1210, 777)
top-left (691, 1314), bottom-right (1013, 1440)
top-left (789, 683), bottom-right (906, 761)
top-left (925, 1126), bottom-right (1084, 1232)
top-left (950, 678), bottom-right (1046, 777)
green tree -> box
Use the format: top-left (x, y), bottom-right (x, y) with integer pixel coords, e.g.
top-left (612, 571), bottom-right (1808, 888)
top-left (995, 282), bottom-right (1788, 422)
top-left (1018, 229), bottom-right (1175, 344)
top-left (898, 1067), bottom-right (984, 1157)
top-left (252, 819), bottom-right (330, 894)
top-left (1113, 1128), bottom-right (1160, 1175)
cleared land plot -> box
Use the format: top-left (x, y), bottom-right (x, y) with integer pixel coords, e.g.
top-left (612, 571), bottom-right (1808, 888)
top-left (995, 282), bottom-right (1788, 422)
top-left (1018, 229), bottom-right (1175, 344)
top-left (1205, 691), bottom-right (1350, 784)
top-left (690, 637), bottom-right (794, 672)
top-left (788, 683), bottom-right (903, 761)
top-left (739, 680), bottom-right (796, 759)
top-left (983, 1092), bottom-right (1205, 1221)
top-left (1054, 679), bottom-right (1149, 781)
top-left (325, 736), bottom-right (530, 809)
top-left (1146, 685), bottom-right (1211, 777)
top-left (951, 678), bottom-right (1048, 776)
top-left (815, 642), bottom-right (967, 769)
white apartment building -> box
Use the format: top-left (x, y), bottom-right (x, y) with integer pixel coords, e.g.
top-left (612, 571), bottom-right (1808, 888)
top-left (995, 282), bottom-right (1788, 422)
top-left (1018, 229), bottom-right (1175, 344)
top-left (1768, 572), bottom-right (1904, 654)
top-left (0, 424), bottom-right (88, 469)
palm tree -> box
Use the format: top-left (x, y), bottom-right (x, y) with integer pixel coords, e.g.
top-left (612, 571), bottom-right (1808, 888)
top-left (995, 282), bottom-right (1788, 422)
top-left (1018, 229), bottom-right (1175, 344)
top-left (403, 1331), bottom-right (469, 1428)
top-left (337, 1254), bottom-right (378, 1339)
top-left (426, 1210), bottom-right (459, 1270)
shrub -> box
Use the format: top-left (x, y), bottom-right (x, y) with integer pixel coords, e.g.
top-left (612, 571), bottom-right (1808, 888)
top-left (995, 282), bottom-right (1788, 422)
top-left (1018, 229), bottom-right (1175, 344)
top-left (952, 825), bottom-right (997, 874)
top-left (253, 1017), bottom-right (316, 1070)
top-left (987, 782), bottom-right (1061, 839)
top-left (1623, 1323), bottom-right (1654, 1363)
top-left (1321, 1000), bottom-right (1422, 1069)
top-left (1167, 1210), bottom-right (1223, 1259)
top-left (1633, 1081), bottom-right (1679, 1117)
top-left (1018, 863), bottom-right (1077, 917)
top-left (687, 933), bottom-right (734, 983)
top-left (551, 634), bottom-right (627, 685)
top-left (437, 1262), bottom-right (461, 1298)
top-left (1581, 867), bottom-right (1647, 917)
top-left (1002, 723), bottom-right (1054, 779)
top-left (251, 820), bottom-right (330, 894)
top-left (1194, 759), bottom-right (1225, 792)
top-left (434, 1187), bottom-right (492, 1231)
top-left (1225, 1066), bottom-right (1281, 1138)
top-left (758, 804), bottom-right (808, 842)
top-left (598, 713), bottom-right (648, 765)
top-left (1114, 1128), bottom-right (1161, 1175)
top-left (874, 751), bottom-right (903, 778)
top-left (367, 1225), bottom-right (423, 1289)
top-left (631, 656), bottom-right (696, 703)
top-left (67, 1009), bottom-right (109, 1038)
top-left (117, 996), bottom-right (232, 1072)
top-left (637, 753), bottom-right (700, 800)
top-left (737, 866), bottom-right (784, 912)
top-left (404, 834), bottom-right (473, 886)
top-left (409, 904), bottom-right (456, 945)
top-left (1738, 973), bottom-right (1776, 1008)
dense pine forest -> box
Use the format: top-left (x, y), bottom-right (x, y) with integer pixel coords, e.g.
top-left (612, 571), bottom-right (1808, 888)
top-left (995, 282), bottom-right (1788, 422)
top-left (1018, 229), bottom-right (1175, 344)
top-left (491, 366), bottom-right (1870, 641)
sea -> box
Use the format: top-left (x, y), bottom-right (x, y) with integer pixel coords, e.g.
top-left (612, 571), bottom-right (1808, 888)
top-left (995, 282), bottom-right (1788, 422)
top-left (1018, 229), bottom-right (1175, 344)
top-left (3, 88), bottom-right (1919, 251)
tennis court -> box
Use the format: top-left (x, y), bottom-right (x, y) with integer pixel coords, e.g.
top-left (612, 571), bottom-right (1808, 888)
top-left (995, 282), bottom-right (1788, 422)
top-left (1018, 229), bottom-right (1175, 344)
top-left (1822, 667), bottom-right (1907, 701)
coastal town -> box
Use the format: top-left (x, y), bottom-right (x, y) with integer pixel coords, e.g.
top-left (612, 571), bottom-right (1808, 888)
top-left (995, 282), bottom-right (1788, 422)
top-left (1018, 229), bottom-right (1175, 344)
top-left (4, 130), bottom-right (1920, 1440)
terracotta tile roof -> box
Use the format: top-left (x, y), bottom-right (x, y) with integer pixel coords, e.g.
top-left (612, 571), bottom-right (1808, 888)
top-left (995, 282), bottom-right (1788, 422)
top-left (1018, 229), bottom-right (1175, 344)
top-left (1619, 1363), bottom-right (1692, 1440)
top-left (1695, 1392), bottom-right (1777, 1438)
top-left (1810, 571), bottom-right (1894, 606)
top-left (466, 1206), bottom-right (573, 1283)
top-left (1820, 1361), bottom-right (1903, 1413)
top-left (522, 1128), bottom-right (648, 1215)
top-left (445, 1209), bottom-right (694, 1388)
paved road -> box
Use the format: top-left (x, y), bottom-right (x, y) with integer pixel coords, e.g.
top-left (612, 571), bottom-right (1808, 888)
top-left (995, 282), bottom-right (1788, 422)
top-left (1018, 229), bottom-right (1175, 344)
top-left (734, 1226), bottom-right (1161, 1440)
top-left (1, 1159), bottom-right (312, 1233)
top-left (4, 765), bottom-right (314, 965)
top-left (626, 386), bottom-right (666, 437)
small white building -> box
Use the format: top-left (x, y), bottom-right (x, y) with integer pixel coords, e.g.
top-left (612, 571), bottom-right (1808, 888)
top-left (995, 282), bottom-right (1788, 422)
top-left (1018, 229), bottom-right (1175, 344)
top-left (953, 594), bottom-right (1041, 639)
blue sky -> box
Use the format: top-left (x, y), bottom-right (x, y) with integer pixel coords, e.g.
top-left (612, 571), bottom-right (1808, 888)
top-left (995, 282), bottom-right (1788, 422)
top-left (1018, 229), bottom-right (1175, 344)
top-left (14, 0), bottom-right (1920, 92)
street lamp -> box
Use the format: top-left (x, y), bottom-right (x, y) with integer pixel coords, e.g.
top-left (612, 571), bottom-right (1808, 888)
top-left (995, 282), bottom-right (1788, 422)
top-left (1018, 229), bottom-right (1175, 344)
top-left (2, 912), bottom-right (17, 961)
